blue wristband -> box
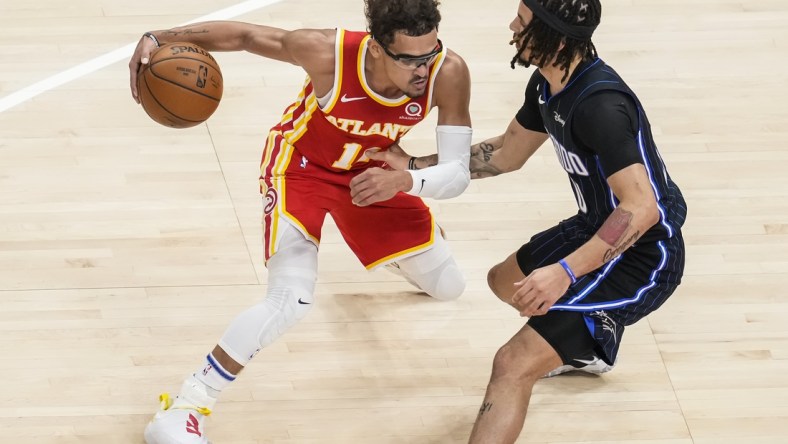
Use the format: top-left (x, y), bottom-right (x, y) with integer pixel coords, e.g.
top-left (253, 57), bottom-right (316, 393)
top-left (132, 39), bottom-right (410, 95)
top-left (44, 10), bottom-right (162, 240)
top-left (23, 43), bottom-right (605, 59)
top-left (558, 259), bottom-right (577, 284)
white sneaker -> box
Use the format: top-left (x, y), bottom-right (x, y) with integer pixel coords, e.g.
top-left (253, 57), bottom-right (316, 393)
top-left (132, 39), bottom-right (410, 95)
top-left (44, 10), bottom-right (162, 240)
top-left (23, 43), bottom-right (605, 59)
top-left (144, 378), bottom-right (217, 444)
top-left (544, 355), bottom-right (615, 378)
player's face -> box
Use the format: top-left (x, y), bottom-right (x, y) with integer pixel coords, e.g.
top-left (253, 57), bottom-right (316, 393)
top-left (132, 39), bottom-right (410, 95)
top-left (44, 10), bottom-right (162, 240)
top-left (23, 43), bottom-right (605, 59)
top-left (379, 30), bottom-right (441, 98)
top-left (510, 1), bottom-right (535, 67)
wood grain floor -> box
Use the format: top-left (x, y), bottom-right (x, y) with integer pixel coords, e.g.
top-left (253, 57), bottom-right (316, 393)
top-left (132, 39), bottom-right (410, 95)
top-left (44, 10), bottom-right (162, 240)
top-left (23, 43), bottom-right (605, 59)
top-left (1, 0), bottom-right (787, 442)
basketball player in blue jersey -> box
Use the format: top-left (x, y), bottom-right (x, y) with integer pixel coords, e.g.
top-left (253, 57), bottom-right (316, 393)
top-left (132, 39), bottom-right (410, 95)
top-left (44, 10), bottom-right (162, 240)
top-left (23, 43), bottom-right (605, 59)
top-left (431, 0), bottom-right (684, 442)
top-left (128, 1), bottom-right (473, 443)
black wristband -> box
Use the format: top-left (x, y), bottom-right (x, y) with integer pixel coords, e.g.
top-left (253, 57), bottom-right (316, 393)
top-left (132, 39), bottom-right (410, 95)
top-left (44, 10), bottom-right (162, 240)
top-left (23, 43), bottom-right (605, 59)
top-left (408, 157), bottom-right (418, 170)
top-left (143, 32), bottom-right (160, 48)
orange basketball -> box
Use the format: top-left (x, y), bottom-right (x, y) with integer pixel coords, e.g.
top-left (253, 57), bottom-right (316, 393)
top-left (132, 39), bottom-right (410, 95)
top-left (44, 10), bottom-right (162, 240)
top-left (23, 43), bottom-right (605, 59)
top-left (137, 42), bottom-right (223, 128)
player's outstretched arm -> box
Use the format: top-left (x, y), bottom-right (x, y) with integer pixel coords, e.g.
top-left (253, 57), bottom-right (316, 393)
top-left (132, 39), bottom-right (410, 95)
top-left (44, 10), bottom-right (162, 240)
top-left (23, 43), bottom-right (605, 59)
top-left (407, 119), bottom-right (549, 178)
top-left (468, 119), bottom-right (548, 179)
top-left (129, 22), bottom-right (334, 103)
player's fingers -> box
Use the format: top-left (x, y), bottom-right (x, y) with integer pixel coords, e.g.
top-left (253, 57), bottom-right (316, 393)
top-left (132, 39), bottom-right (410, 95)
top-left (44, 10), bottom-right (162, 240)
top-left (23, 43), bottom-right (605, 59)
top-left (353, 190), bottom-right (374, 207)
top-left (130, 74), bottom-right (139, 103)
top-left (387, 144), bottom-right (406, 155)
top-left (365, 151), bottom-right (385, 161)
top-left (129, 58), bottom-right (140, 103)
top-left (510, 278), bottom-right (530, 302)
top-left (350, 179), bottom-right (372, 206)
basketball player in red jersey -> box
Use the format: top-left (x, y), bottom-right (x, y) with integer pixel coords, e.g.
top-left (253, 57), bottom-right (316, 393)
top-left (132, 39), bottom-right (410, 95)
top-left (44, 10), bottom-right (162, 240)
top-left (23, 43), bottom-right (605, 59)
top-left (128, 1), bottom-right (471, 442)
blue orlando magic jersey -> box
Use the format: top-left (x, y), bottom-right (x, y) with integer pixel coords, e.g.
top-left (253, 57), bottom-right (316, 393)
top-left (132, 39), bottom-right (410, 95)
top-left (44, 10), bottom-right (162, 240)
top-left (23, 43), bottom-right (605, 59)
top-left (529, 58), bottom-right (686, 243)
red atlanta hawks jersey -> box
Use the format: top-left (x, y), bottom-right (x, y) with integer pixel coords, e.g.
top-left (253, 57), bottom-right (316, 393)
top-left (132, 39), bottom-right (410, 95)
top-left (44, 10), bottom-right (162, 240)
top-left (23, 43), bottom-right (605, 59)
top-left (269, 29), bottom-right (447, 172)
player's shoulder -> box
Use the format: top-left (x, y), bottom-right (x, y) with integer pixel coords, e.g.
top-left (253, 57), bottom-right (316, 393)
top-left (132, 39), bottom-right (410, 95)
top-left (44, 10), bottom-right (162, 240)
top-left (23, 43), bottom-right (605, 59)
top-left (434, 49), bottom-right (470, 86)
top-left (286, 28), bottom-right (336, 49)
top-left (284, 28), bottom-right (336, 77)
top-left (441, 49), bottom-right (468, 70)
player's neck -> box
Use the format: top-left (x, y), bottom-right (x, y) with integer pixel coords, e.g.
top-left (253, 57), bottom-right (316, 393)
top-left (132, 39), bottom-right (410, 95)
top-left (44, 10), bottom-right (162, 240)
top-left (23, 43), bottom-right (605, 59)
top-left (540, 56), bottom-right (583, 96)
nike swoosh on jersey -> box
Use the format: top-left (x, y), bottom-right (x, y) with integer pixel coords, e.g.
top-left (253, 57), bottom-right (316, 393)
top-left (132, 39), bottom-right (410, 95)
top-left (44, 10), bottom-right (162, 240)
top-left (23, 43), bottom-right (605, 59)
top-left (297, 298), bottom-right (311, 305)
top-left (340, 94), bottom-right (367, 103)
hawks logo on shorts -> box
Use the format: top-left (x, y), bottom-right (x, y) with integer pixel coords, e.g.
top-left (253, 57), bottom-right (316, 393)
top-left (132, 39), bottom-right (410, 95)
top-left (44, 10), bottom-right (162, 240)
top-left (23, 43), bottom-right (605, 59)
top-left (263, 188), bottom-right (278, 215)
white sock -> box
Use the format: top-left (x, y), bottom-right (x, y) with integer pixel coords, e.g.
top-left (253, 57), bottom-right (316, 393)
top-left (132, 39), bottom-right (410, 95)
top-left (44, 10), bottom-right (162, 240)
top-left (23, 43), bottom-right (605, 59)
top-left (192, 353), bottom-right (235, 398)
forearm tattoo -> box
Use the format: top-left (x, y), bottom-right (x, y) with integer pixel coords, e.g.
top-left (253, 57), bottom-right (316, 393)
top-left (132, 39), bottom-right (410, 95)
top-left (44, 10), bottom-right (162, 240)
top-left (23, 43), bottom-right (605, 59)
top-left (599, 208), bottom-right (640, 263)
top-left (469, 141), bottom-right (504, 178)
top-left (163, 26), bottom-right (209, 37)
top-left (598, 207), bottom-right (633, 246)
top-left (603, 230), bottom-right (640, 263)
top-left (478, 402), bottom-right (493, 417)
top-left (416, 154), bottom-right (438, 169)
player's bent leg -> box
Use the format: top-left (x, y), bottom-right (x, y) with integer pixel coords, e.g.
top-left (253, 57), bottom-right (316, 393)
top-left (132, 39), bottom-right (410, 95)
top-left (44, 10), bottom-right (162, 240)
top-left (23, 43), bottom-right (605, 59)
top-left (486, 252), bottom-right (526, 306)
top-left (217, 223), bottom-right (318, 363)
top-left (469, 325), bottom-right (562, 444)
top-left (392, 233), bottom-right (465, 301)
top-left (219, 219), bottom-right (318, 366)
top-left (144, 222), bottom-right (318, 444)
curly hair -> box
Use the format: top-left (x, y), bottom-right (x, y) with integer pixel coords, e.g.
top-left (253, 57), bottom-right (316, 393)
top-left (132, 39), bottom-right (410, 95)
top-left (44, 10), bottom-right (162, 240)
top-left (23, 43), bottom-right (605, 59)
top-left (364, 0), bottom-right (441, 46)
top-left (512, 0), bottom-right (601, 81)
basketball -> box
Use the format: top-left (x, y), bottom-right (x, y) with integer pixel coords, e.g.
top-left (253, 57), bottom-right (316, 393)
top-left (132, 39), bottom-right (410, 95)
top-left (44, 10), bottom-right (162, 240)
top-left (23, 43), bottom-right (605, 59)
top-left (137, 42), bottom-right (223, 128)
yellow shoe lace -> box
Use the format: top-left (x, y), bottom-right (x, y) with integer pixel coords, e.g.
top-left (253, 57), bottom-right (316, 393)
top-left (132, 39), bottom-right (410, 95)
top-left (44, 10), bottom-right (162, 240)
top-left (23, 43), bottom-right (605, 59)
top-left (158, 393), bottom-right (212, 416)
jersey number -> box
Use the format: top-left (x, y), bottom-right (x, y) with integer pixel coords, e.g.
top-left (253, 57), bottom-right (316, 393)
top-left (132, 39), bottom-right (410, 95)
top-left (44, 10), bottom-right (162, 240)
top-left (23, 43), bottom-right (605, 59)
top-left (570, 177), bottom-right (588, 213)
top-left (331, 143), bottom-right (380, 170)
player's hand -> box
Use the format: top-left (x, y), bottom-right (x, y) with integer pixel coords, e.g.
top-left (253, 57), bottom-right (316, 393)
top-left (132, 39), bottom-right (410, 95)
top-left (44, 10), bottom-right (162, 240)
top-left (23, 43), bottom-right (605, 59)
top-left (349, 167), bottom-right (412, 206)
top-left (510, 263), bottom-right (571, 317)
top-left (364, 144), bottom-right (411, 171)
top-left (129, 34), bottom-right (159, 104)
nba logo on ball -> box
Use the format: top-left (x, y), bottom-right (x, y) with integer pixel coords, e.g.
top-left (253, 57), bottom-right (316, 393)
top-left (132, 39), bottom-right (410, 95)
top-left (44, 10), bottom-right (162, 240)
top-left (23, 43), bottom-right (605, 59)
top-left (137, 42), bottom-right (224, 129)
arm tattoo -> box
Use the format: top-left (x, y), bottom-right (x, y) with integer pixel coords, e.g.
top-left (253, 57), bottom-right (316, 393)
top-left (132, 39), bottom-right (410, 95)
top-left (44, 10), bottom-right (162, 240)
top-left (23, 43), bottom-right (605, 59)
top-left (603, 230), bottom-right (640, 263)
top-left (599, 208), bottom-right (640, 262)
top-left (479, 142), bottom-right (496, 162)
top-left (163, 27), bottom-right (209, 37)
top-left (478, 402), bottom-right (493, 417)
top-left (469, 141), bottom-right (504, 179)
top-left (598, 207), bottom-right (633, 246)
top-left (416, 154), bottom-right (438, 169)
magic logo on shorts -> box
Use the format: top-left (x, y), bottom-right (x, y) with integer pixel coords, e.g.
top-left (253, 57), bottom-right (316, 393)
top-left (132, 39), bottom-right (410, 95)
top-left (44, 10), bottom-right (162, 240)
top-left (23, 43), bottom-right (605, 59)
top-left (264, 188), bottom-right (278, 214)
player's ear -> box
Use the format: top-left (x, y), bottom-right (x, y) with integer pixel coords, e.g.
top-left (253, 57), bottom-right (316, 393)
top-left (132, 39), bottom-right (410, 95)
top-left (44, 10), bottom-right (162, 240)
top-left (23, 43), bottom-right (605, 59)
top-left (368, 38), bottom-right (384, 59)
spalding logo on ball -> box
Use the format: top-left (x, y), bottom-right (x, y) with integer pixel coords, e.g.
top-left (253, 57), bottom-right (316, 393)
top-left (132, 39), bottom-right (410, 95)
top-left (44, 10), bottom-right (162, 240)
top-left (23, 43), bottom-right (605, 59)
top-left (137, 42), bottom-right (223, 128)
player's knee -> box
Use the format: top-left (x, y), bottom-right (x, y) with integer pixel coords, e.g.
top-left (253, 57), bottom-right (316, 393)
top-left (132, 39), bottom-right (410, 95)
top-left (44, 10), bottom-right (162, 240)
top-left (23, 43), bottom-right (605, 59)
top-left (487, 263), bottom-right (508, 301)
top-left (491, 343), bottom-right (540, 384)
top-left (256, 286), bottom-right (313, 348)
top-left (429, 261), bottom-right (465, 301)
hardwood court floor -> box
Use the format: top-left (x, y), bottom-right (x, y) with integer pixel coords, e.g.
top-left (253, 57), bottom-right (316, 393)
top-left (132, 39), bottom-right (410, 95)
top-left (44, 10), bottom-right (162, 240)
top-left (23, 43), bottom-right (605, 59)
top-left (1, 0), bottom-right (787, 443)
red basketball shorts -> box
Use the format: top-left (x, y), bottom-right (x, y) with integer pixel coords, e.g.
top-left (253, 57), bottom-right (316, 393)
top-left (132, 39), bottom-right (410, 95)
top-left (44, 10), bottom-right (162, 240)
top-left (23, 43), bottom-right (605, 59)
top-left (259, 131), bottom-right (437, 269)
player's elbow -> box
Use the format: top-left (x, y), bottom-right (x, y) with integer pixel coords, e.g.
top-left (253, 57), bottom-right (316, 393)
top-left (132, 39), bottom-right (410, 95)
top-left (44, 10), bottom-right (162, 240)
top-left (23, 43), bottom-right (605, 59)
top-left (433, 165), bottom-right (470, 200)
top-left (639, 199), bottom-right (661, 229)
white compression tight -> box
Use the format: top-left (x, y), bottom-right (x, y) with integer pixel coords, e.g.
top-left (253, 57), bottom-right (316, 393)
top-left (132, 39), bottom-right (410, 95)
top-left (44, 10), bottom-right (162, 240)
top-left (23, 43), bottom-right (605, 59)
top-left (217, 221), bottom-right (464, 368)
top-left (218, 221), bottom-right (318, 367)
top-left (388, 227), bottom-right (466, 301)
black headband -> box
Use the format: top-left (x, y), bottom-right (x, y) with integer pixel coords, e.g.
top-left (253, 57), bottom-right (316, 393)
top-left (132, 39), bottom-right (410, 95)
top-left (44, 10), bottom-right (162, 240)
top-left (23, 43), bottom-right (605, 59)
top-left (521, 0), bottom-right (596, 40)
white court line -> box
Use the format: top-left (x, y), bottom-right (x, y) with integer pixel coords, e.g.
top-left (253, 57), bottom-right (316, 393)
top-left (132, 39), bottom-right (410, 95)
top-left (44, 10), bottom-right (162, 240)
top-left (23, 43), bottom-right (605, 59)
top-left (0, 0), bottom-right (282, 114)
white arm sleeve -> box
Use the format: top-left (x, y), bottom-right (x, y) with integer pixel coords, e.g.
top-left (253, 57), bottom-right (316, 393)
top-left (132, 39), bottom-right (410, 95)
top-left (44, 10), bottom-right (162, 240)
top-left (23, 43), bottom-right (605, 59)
top-left (405, 125), bottom-right (472, 199)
